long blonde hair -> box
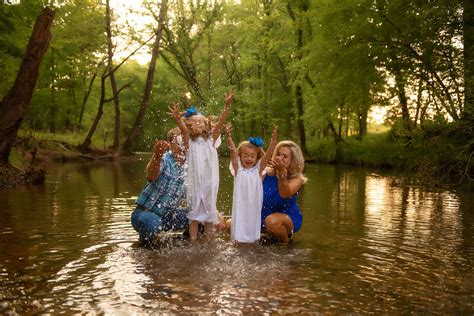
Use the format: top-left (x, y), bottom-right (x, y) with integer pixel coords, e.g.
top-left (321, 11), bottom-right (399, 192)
top-left (267, 140), bottom-right (307, 183)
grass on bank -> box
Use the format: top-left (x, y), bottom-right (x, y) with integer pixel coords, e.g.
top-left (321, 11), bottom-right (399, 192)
top-left (12, 124), bottom-right (473, 186)
top-left (17, 129), bottom-right (111, 149)
top-left (307, 126), bottom-right (473, 184)
top-left (307, 132), bottom-right (405, 168)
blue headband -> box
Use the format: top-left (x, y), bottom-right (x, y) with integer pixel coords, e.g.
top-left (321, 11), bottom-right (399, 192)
top-left (248, 136), bottom-right (264, 147)
top-left (183, 106), bottom-right (204, 118)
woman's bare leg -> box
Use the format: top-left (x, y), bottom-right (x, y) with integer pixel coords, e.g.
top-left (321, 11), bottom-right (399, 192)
top-left (264, 213), bottom-right (294, 243)
top-left (224, 218), bottom-right (232, 233)
top-left (215, 212), bottom-right (226, 233)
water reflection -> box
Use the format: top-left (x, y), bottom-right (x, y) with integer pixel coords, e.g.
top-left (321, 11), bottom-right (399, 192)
top-left (0, 160), bottom-right (473, 314)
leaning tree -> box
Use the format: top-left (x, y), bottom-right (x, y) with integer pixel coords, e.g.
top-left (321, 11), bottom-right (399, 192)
top-left (0, 7), bottom-right (54, 164)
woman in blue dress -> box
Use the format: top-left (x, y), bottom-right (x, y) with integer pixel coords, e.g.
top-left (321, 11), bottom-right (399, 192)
top-left (261, 141), bottom-right (307, 243)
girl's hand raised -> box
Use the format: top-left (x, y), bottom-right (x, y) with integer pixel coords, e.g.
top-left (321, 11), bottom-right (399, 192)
top-left (271, 126), bottom-right (278, 141)
top-left (224, 122), bottom-right (233, 136)
top-left (225, 91), bottom-right (234, 107)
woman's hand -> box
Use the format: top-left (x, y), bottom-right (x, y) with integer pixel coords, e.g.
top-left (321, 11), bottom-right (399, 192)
top-left (269, 158), bottom-right (287, 180)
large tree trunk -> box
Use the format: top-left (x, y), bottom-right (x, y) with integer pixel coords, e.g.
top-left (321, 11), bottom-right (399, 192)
top-left (0, 8), bottom-right (54, 164)
top-left (122, 0), bottom-right (168, 154)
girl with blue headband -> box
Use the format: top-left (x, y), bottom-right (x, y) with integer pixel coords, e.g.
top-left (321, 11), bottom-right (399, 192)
top-left (169, 91), bottom-right (234, 241)
top-left (224, 123), bottom-right (278, 243)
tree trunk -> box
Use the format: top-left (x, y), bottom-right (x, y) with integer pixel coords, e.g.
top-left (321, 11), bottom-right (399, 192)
top-left (327, 119), bottom-right (341, 145)
top-left (295, 85), bottom-right (307, 154)
top-left (358, 108), bottom-right (368, 139)
top-left (393, 68), bottom-right (411, 130)
top-left (78, 70), bottom-right (98, 126)
top-left (337, 106), bottom-right (343, 140)
top-left (105, 0), bottom-right (121, 154)
top-left (122, 0), bottom-right (168, 154)
top-left (288, 2), bottom-right (308, 155)
top-left (49, 50), bottom-right (57, 133)
top-left (79, 73), bottom-right (107, 152)
top-left (0, 8), bottom-right (54, 164)
top-left (462, 0), bottom-right (474, 127)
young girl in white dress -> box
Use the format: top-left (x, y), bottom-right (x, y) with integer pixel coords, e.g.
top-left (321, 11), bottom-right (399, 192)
top-left (169, 92), bottom-right (234, 241)
top-left (225, 124), bottom-right (277, 243)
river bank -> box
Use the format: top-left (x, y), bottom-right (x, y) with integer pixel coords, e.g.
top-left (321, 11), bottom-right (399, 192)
top-left (0, 136), bottom-right (137, 190)
top-left (308, 127), bottom-right (473, 188)
top-left (2, 125), bottom-right (472, 190)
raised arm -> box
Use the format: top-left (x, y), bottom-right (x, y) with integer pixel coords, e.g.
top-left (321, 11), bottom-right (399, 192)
top-left (146, 140), bottom-right (170, 181)
top-left (225, 123), bottom-right (239, 175)
top-left (168, 103), bottom-right (189, 149)
top-left (259, 126), bottom-right (278, 174)
top-left (212, 91), bottom-right (234, 144)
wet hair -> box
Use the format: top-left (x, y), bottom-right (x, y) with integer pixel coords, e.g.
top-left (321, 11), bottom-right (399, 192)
top-left (236, 141), bottom-right (265, 160)
top-left (268, 140), bottom-right (307, 183)
top-left (184, 114), bottom-right (212, 140)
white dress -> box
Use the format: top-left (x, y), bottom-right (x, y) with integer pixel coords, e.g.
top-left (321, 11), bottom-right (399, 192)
top-left (185, 134), bottom-right (221, 224)
top-left (230, 160), bottom-right (263, 243)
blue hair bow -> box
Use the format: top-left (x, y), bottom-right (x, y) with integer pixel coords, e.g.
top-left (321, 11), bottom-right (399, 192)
top-left (248, 136), bottom-right (264, 147)
top-left (183, 106), bottom-right (204, 118)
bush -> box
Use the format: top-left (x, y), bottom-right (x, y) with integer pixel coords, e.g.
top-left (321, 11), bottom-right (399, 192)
top-left (306, 138), bottom-right (337, 162)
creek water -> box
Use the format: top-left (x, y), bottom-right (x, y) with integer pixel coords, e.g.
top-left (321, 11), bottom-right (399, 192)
top-left (0, 156), bottom-right (473, 314)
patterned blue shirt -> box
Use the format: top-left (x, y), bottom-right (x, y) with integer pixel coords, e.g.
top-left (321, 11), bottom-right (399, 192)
top-left (135, 151), bottom-right (187, 216)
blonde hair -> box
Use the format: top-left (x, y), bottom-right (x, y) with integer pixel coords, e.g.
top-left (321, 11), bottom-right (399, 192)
top-left (268, 141), bottom-right (307, 183)
top-left (184, 114), bottom-right (212, 139)
top-left (167, 127), bottom-right (181, 142)
top-left (236, 141), bottom-right (265, 160)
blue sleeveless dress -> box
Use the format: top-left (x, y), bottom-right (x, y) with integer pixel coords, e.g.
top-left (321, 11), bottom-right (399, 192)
top-left (261, 175), bottom-right (303, 233)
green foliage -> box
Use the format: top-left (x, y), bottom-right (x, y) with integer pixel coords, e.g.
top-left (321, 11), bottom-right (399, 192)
top-left (19, 1), bottom-right (106, 134)
top-left (0, 0), bottom-right (467, 184)
top-left (307, 138), bottom-right (337, 162)
top-left (0, 1), bottom-right (45, 96)
top-left (19, 129), bottom-right (91, 147)
top-left (8, 147), bottom-right (26, 170)
top-left (338, 133), bottom-right (407, 168)
top-left (309, 124), bottom-right (472, 184)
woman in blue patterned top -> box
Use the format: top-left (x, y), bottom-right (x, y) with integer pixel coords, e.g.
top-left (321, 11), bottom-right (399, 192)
top-left (131, 128), bottom-right (189, 246)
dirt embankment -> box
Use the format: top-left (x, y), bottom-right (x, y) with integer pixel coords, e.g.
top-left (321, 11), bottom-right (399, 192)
top-left (0, 137), bottom-right (135, 190)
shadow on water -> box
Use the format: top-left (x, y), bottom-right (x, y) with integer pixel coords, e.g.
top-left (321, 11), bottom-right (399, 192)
top-left (0, 157), bottom-right (473, 314)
